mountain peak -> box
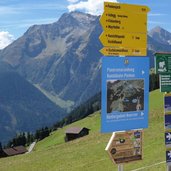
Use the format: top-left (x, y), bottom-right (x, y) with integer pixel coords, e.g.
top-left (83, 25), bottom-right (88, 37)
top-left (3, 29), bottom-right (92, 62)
top-left (24, 11), bottom-right (97, 37)
top-left (69, 11), bottom-right (97, 21)
top-left (149, 26), bottom-right (171, 45)
top-left (149, 26), bottom-right (167, 33)
top-left (57, 11), bottom-right (97, 28)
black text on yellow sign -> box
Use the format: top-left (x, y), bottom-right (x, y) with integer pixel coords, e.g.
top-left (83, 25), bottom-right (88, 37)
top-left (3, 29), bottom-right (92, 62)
top-left (100, 47), bottom-right (146, 56)
top-left (99, 32), bottom-right (147, 48)
top-left (99, 2), bottom-right (150, 56)
top-left (104, 2), bottom-right (150, 14)
top-left (100, 11), bottom-right (147, 33)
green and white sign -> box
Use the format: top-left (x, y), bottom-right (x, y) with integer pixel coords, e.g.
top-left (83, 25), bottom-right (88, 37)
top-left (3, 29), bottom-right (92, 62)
top-left (155, 53), bottom-right (171, 74)
top-left (160, 74), bottom-right (171, 92)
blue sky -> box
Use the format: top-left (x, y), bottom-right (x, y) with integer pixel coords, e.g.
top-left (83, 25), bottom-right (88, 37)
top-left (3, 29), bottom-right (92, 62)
top-left (0, 0), bottom-right (170, 49)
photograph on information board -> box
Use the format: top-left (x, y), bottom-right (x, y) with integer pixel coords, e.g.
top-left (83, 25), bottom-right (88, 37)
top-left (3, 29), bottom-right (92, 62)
top-left (107, 79), bottom-right (144, 113)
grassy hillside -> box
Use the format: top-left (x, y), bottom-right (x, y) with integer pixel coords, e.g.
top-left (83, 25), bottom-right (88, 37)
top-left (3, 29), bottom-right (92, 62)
top-left (0, 89), bottom-right (166, 171)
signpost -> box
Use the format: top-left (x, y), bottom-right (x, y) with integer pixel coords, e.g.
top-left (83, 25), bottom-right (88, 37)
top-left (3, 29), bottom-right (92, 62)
top-left (166, 148), bottom-right (171, 167)
top-left (100, 12), bottom-right (147, 33)
top-left (100, 2), bottom-right (149, 57)
top-left (101, 57), bottom-right (149, 132)
top-left (155, 54), bottom-right (171, 169)
top-left (100, 2), bottom-right (150, 170)
top-left (165, 130), bottom-right (171, 147)
top-left (100, 47), bottom-right (146, 56)
top-left (104, 2), bottom-right (150, 14)
top-left (165, 94), bottom-right (171, 113)
top-left (164, 88), bottom-right (171, 170)
top-left (105, 130), bottom-right (143, 164)
top-left (165, 114), bottom-right (171, 130)
top-left (99, 32), bottom-right (147, 48)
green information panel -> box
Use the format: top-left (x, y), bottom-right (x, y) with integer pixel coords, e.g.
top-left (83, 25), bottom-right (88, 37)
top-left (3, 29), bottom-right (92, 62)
top-left (160, 74), bottom-right (171, 92)
top-left (155, 53), bottom-right (171, 74)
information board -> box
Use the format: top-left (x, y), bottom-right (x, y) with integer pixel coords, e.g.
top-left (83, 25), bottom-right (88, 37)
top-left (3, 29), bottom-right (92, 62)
top-left (105, 130), bottom-right (143, 164)
top-left (101, 57), bottom-right (149, 132)
top-left (155, 53), bottom-right (171, 74)
top-left (160, 74), bottom-right (171, 92)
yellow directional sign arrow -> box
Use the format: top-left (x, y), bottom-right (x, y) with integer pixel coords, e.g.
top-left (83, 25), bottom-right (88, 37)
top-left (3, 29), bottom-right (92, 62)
top-left (104, 2), bottom-right (150, 14)
top-left (100, 11), bottom-right (147, 33)
top-left (99, 32), bottom-right (147, 48)
top-left (100, 47), bottom-right (146, 56)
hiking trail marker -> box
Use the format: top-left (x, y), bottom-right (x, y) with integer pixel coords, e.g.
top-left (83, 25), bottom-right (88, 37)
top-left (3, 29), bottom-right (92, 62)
top-left (100, 2), bottom-right (150, 170)
top-left (100, 2), bottom-right (150, 56)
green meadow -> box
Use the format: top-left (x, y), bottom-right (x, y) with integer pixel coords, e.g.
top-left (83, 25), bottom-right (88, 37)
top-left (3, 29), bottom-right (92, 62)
top-left (0, 89), bottom-right (167, 171)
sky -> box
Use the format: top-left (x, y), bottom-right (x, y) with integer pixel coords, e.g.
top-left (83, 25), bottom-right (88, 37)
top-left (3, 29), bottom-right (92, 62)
top-left (0, 0), bottom-right (170, 49)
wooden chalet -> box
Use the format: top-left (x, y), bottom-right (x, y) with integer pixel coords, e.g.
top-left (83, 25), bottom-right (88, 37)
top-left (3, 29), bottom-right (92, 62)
top-left (0, 146), bottom-right (27, 158)
top-left (65, 127), bottom-right (90, 142)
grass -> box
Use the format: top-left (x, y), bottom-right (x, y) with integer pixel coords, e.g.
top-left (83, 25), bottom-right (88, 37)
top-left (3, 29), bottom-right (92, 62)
top-left (149, 89), bottom-right (164, 111)
top-left (0, 89), bottom-right (167, 171)
top-left (34, 84), bottom-right (74, 112)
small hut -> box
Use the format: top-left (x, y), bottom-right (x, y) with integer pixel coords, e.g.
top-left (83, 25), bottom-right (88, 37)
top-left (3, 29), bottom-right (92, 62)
top-left (65, 127), bottom-right (90, 142)
top-left (0, 146), bottom-right (27, 158)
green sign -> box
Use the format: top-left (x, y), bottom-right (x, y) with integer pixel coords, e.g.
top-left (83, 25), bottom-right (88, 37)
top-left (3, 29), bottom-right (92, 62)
top-left (160, 74), bottom-right (171, 92)
top-left (155, 53), bottom-right (171, 74)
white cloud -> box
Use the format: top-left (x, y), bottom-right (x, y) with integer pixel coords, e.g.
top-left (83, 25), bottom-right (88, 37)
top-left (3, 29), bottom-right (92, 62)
top-left (67, 0), bottom-right (118, 15)
top-left (0, 31), bottom-right (15, 49)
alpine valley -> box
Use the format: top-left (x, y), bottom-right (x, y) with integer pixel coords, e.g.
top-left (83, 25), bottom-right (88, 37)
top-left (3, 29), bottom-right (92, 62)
top-left (0, 11), bottom-right (171, 143)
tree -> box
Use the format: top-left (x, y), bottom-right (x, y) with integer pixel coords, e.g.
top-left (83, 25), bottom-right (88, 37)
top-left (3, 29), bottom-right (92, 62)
top-left (0, 142), bottom-right (2, 151)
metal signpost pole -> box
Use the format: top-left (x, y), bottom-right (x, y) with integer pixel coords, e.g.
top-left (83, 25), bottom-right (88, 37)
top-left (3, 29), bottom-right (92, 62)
top-left (118, 55), bottom-right (124, 170)
top-left (118, 164), bottom-right (124, 171)
top-left (166, 92), bottom-right (169, 171)
top-left (167, 165), bottom-right (171, 171)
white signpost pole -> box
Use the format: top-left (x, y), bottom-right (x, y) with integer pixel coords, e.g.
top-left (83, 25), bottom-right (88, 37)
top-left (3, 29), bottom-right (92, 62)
top-left (106, 132), bottom-right (124, 171)
top-left (167, 165), bottom-right (171, 171)
top-left (117, 55), bottom-right (125, 171)
top-left (118, 164), bottom-right (124, 171)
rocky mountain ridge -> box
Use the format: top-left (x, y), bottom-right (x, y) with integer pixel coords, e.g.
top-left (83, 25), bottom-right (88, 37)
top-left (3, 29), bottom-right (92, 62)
top-left (0, 12), bottom-right (102, 110)
top-left (0, 12), bottom-right (171, 143)
top-left (149, 26), bottom-right (171, 45)
top-left (1, 12), bottom-right (171, 110)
